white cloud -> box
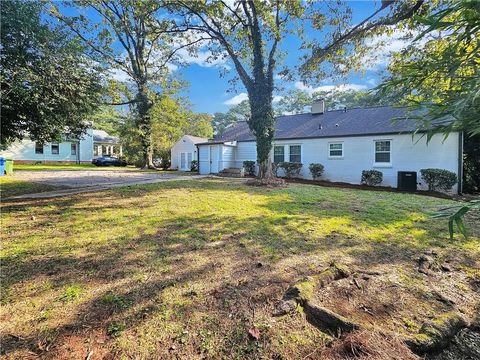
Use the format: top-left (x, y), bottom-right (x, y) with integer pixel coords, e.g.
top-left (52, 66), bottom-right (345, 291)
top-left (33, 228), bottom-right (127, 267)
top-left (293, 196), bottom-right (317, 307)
top-left (223, 93), bottom-right (283, 106)
top-left (223, 92), bottom-right (248, 105)
top-left (362, 30), bottom-right (427, 69)
top-left (109, 68), bottom-right (130, 82)
top-left (294, 81), bottom-right (368, 94)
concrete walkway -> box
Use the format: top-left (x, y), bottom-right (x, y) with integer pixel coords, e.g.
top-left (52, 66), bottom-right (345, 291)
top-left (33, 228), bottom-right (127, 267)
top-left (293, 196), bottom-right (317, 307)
top-left (5, 170), bottom-right (211, 200)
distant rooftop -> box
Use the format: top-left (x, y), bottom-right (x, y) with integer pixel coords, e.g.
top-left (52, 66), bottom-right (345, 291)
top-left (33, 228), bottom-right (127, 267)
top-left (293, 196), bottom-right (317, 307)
top-left (212, 106), bottom-right (424, 142)
top-left (93, 129), bottom-right (119, 144)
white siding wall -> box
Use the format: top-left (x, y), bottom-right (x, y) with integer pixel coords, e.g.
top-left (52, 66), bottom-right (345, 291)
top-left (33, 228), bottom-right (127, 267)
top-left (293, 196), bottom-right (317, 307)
top-left (273, 133), bottom-right (460, 192)
top-left (0, 128), bottom-right (94, 162)
top-left (171, 136), bottom-right (198, 170)
top-left (221, 145), bottom-right (236, 169)
top-left (200, 133), bottom-right (460, 192)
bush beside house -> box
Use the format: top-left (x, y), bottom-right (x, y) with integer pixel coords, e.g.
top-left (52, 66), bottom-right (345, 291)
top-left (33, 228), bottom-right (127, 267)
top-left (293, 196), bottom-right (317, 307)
top-left (420, 168), bottom-right (457, 192)
top-left (361, 170), bottom-right (383, 186)
top-left (279, 162), bottom-right (303, 178)
top-left (243, 161), bottom-right (256, 176)
top-left (309, 163), bottom-right (324, 180)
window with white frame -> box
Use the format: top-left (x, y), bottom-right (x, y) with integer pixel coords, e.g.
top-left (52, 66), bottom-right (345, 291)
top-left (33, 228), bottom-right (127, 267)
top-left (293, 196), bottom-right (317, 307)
top-left (35, 142), bottom-right (44, 154)
top-left (51, 143), bottom-right (59, 155)
top-left (289, 145), bottom-right (301, 163)
top-left (273, 145), bottom-right (285, 163)
top-left (93, 145), bottom-right (99, 156)
top-left (329, 142), bottom-right (343, 157)
top-left (71, 143), bottom-right (77, 155)
top-left (375, 140), bottom-right (391, 163)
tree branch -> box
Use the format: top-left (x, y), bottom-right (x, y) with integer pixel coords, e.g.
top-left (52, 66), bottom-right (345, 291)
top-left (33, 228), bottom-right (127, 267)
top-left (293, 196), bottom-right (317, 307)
top-left (306, 0), bottom-right (424, 67)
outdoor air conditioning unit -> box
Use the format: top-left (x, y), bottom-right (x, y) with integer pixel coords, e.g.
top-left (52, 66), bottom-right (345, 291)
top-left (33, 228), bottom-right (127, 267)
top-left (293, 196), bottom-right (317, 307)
top-left (397, 171), bottom-right (417, 192)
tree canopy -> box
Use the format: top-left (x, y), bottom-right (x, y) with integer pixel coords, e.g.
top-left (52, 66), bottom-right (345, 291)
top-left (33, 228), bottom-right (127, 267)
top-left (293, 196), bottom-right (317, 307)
top-left (0, 0), bottom-right (104, 149)
top-left (377, 0), bottom-right (480, 138)
top-left (52, 0), bottom-right (185, 168)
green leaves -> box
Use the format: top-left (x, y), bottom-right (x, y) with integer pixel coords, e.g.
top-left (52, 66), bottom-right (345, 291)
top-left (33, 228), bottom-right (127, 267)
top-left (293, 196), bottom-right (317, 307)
top-left (1, 0), bottom-right (104, 148)
top-left (431, 200), bottom-right (480, 240)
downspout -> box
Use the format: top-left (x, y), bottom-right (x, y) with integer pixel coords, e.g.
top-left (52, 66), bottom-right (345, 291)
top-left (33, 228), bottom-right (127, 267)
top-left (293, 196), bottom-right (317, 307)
top-left (458, 131), bottom-right (463, 194)
top-left (196, 144), bottom-right (200, 173)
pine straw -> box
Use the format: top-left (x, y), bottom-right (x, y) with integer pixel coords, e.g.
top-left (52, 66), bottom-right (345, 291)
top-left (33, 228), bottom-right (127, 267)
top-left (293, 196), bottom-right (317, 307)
top-left (321, 330), bottom-right (419, 360)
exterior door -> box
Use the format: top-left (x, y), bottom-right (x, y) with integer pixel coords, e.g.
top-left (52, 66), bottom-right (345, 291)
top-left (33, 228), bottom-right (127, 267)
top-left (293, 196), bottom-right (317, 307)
top-left (210, 145), bottom-right (219, 173)
top-left (187, 152), bottom-right (193, 169)
top-left (180, 152), bottom-right (186, 170)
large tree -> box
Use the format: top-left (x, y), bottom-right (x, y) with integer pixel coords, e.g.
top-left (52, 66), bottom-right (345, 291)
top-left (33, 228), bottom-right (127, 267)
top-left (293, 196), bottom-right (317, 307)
top-left (52, 0), bottom-right (191, 168)
top-left (168, 0), bottom-right (305, 178)
top-left (0, 0), bottom-right (104, 149)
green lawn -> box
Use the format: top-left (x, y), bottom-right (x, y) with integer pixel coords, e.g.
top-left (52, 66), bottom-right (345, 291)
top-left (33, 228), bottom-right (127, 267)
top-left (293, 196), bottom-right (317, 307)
top-left (0, 177), bottom-right (62, 198)
top-left (14, 164), bottom-right (98, 171)
top-left (1, 179), bottom-right (478, 359)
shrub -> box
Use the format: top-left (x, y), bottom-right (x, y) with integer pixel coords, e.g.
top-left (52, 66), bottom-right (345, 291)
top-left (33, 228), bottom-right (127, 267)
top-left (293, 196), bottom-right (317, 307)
top-left (160, 159), bottom-right (171, 169)
top-left (243, 161), bottom-right (256, 176)
top-left (279, 162), bottom-right (303, 178)
top-left (190, 160), bottom-right (198, 172)
top-left (420, 168), bottom-right (458, 191)
top-left (361, 170), bottom-right (383, 186)
top-left (309, 163), bottom-right (325, 180)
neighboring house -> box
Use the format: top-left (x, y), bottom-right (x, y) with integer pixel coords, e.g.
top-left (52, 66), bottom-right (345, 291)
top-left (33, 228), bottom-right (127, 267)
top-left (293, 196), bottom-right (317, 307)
top-left (0, 129), bottom-right (121, 164)
top-left (171, 135), bottom-right (208, 171)
top-left (197, 100), bottom-right (463, 193)
top-left (92, 130), bottom-right (122, 158)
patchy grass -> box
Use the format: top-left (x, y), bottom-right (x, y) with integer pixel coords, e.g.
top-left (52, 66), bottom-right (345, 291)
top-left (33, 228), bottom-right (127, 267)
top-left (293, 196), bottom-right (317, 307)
top-left (14, 163), bottom-right (195, 175)
top-left (14, 164), bottom-right (98, 171)
top-left (0, 179), bottom-right (478, 359)
top-left (0, 177), bottom-right (62, 198)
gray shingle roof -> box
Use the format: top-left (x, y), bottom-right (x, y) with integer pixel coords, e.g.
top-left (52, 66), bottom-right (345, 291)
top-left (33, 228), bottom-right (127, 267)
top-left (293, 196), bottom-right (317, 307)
top-left (93, 129), bottom-right (120, 144)
top-left (213, 106), bottom-right (420, 143)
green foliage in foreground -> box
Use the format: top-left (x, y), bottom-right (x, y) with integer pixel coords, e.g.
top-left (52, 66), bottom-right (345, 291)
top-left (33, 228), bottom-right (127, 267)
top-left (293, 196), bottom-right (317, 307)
top-left (432, 200), bottom-right (480, 240)
top-left (378, 0), bottom-right (480, 137)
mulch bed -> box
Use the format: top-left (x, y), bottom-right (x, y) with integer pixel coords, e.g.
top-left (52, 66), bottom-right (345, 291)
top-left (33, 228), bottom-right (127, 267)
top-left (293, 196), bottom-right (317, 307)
top-left (283, 177), bottom-right (454, 199)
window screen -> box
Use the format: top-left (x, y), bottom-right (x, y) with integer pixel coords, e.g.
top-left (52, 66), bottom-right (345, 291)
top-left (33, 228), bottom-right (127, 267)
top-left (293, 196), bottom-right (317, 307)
top-left (51, 143), bottom-right (59, 155)
top-left (273, 146), bottom-right (284, 163)
top-left (329, 143), bottom-right (343, 157)
top-left (35, 142), bottom-right (44, 154)
top-left (375, 141), bottom-right (391, 163)
top-left (289, 145), bottom-right (301, 163)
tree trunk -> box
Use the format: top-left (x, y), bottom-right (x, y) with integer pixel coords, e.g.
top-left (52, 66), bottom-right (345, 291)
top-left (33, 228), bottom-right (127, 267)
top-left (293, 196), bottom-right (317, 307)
top-left (136, 82), bottom-right (155, 169)
top-left (248, 88), bottom-right (275, 179)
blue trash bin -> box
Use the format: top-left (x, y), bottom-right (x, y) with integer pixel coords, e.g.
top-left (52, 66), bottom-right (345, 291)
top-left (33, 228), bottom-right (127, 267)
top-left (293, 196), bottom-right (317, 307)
top-left (0, 157), bottom-right (5, 176)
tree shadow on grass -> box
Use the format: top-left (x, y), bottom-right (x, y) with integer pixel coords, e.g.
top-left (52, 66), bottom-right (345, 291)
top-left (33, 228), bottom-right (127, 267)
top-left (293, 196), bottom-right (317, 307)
top-left (1, 179), bottom-right (478, 358)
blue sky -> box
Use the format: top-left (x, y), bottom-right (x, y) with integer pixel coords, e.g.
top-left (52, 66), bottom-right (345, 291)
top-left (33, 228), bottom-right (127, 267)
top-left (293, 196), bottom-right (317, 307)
top-left (172, 1), bottom-right (406, 114)
top-left (57, 1), bottom-right (407, 115)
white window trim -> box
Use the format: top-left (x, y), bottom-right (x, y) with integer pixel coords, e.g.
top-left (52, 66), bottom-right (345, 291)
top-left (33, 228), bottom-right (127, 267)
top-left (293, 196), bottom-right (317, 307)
top-left (272, 144), bottom-right (286, 163)
top-left (328, 141), bottom-right (344, 159)
top-left (288, 144), bottom-right (302, 163)
top-left (51, 143), bottom-right (59, 155)
top-left (373, 139), bottom-right (392, 168)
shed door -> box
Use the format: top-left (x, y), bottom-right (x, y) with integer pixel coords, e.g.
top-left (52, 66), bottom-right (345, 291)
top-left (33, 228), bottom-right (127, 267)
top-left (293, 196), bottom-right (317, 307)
top-left (180, 153), bottom-right (186, 170)
top-left (187, 152), bottom-right (193, 169)
top-left (210, 145), bottom-right (219, 173)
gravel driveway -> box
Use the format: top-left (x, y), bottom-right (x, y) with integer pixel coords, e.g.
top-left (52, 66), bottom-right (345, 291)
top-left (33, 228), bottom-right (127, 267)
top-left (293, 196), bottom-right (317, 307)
top-left (14, 169), bottom-right (198, 188)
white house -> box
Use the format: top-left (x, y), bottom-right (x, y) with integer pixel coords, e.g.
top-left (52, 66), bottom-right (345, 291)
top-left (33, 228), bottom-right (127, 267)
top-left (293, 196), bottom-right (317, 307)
top-left (197, 100), bottom-right (463, 193)
top-left (171, 135), bottom-right (208, 171)
top-left (0, 129), bottom-right (121, 164)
